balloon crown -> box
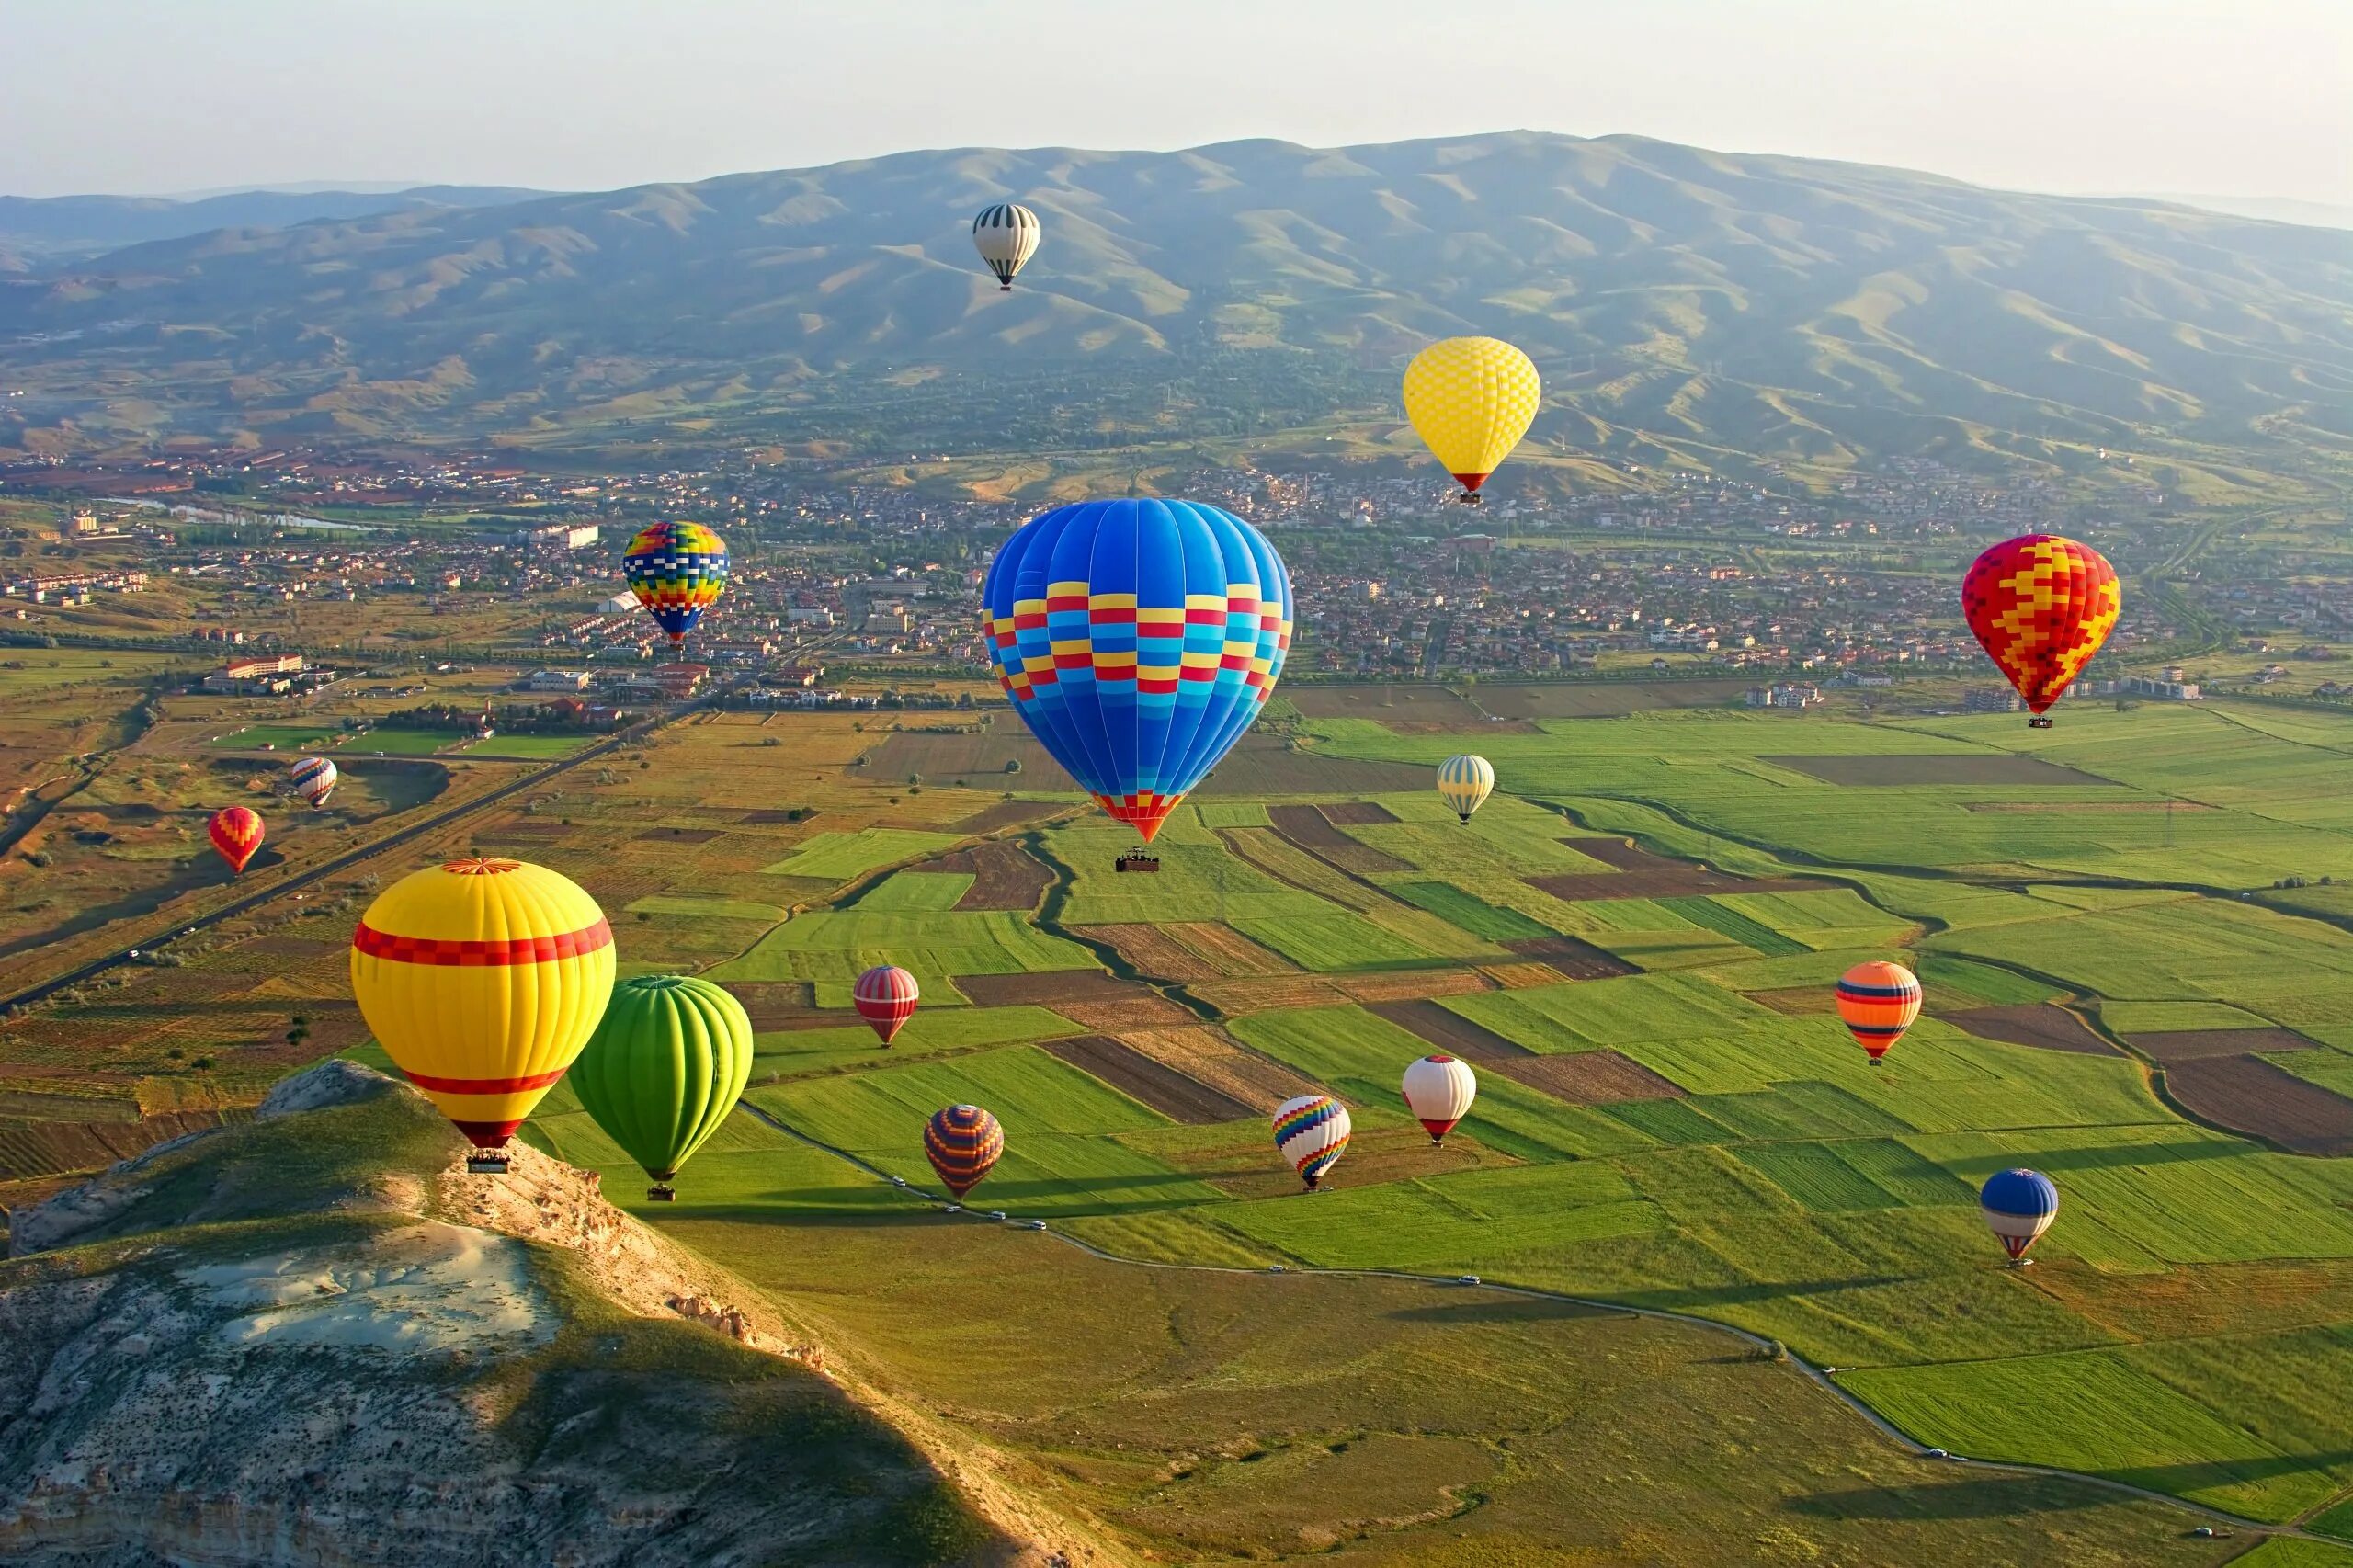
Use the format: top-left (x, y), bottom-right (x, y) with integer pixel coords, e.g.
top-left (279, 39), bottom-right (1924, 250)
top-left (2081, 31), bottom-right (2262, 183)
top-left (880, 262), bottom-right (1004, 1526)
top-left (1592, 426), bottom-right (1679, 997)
top-left (443, 858), bottom-right (522, 876)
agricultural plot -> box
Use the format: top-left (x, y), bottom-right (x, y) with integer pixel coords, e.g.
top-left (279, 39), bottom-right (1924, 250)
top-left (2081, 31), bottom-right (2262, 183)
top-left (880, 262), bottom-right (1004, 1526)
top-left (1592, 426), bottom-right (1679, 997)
top-left (710, 907), bottom-right (1097, 1005)
top-left (756, 827), bottom-right (965, 881)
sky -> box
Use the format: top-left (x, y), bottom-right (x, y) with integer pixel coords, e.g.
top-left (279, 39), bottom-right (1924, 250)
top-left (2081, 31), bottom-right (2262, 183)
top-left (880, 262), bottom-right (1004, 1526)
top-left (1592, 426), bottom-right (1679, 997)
top-left (6, 0), bottom-right (2348, 203)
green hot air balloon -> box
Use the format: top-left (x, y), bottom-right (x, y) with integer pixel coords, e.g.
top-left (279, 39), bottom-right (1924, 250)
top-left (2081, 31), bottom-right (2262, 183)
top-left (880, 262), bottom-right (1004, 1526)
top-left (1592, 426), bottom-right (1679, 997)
top-left (569, 974), bottom-right (753, 1201)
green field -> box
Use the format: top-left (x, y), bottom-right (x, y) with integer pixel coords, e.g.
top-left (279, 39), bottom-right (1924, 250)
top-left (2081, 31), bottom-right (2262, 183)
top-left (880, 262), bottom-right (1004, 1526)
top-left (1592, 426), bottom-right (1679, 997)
top-left (489, 699), bottom-right (2353, 1539)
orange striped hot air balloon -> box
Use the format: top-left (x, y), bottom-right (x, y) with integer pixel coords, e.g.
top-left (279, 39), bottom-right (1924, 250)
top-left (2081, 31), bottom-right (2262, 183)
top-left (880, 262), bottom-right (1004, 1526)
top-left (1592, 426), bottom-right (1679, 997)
top-left (208, 806), bottom-right (265, 875)
top-left (1835, 960), bottom-right (1922, 1065)
top-left (349, 858), bottom-right (615, 1171)
top-left (1961, 534), bottom-right (2120, 727)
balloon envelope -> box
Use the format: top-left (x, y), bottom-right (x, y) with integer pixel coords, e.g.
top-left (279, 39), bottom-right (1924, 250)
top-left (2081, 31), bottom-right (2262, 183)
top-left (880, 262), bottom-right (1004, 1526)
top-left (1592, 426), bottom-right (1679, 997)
top-left (1437, 755), bottom-right (1495, 823)
top-left (569, 974), bottom-right (753, 1189)
top-left (288, 756), bottom-right (337, 807)
top-left (983, 499), bottom-right (1292, 843)
top-left (1961, 535), bottom-right (2120, 714)
top-left (1401, 1054), bottom-right (1476, 1142)
top-left (972, 202), bottom-right (1040, 288)
top-left (349, 858), bottom-right (615, 1150)
top-left (1835, 960), bottom-right (1921, 1062)
top-left (926, 1104), bottom-right (1005, 1198)
top-left (209, 806), bottom-right (264, 874)
top-left (1403, 337), bottom-right (1541, 496)
top-left (623, 522), bottom-right (729, 648)
top-left (1273, 1094), bottom-right (1351, 1188)
top-left (853, 964), bottom-right (920, 1044)
top-left (1980, 1167), bottom-right (2059, 1259)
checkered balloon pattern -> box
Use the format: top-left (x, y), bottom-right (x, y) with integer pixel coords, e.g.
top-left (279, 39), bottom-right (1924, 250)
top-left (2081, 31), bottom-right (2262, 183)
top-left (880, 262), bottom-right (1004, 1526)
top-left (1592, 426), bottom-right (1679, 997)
top-left (1402, 337), bottom-right (1542, 494)
top-left (1961, 534), bottom-right (2120, 713)
top-left (623, 522), bottom-right (730, 644)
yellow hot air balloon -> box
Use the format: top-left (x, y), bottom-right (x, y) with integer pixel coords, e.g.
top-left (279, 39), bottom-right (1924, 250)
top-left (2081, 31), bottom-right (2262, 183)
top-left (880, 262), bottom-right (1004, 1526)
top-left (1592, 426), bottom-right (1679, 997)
top-left (1437, 754), bottom-right (1495, 823)
top-left (349, 857), bottom-right (615, 1172)
top-left (1402, 336), bottom-right (1541, 501)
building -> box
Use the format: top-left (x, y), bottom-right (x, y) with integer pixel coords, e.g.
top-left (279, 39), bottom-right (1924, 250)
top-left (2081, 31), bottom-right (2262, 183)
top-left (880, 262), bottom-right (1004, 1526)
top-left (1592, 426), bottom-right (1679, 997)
top-left (203, 653), bottom-right (308, 695)
top-left (517, 523), bottom-right (601, 551)
top-left (2118, 675), bottom-right (2201, 701)
top-left (1746, 682), bottom-right (1824, 710)
top-left (652, 663), bottom-right (710, 699)
top-left (1963, 687), bottom-right (2022, 713)
top-left (600, 592), bottom-right (639, 615)
top-left (522, 669), bottom-right (593, 692)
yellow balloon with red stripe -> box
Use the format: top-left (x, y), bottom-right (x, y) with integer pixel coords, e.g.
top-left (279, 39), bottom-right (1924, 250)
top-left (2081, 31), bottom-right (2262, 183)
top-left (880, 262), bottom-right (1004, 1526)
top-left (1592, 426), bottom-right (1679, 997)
top-left (349, 858), bottom-right (616, 1150)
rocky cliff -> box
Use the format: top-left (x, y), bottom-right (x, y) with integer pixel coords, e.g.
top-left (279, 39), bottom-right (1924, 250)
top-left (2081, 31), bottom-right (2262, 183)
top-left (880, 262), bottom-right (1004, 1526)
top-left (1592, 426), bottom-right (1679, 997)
top-left (0, 1062), bottom-right (1094, 1567)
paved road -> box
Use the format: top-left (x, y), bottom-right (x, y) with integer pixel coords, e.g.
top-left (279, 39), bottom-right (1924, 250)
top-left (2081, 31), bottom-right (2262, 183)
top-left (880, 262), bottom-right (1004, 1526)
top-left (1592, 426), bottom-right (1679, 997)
top-left (0, 683), bottom-right (736, 1014)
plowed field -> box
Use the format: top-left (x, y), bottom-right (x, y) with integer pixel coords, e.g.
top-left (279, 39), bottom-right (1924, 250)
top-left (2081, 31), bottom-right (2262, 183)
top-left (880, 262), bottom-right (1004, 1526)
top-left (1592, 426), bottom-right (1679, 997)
top-left (1117, 1026), bottom-right (1322, 1109)
top-left (1487, 1050), bottom-right (1687, 1104)
top-left (2163, 1055), bottom-right (2353, 1155)
top-left (1368, 1000), bottom-right (1534, 1058)
top-left (1947, 1005), bottom-right (2117, 1055)
top-left (1041, 1034), bottom-right (1256, 1124)
top-left (1077, 922), bottom-right (1299, 983)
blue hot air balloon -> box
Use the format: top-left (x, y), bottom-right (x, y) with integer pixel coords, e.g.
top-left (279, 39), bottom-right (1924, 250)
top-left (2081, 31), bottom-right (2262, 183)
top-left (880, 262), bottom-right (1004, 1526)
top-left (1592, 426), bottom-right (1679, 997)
top-left (983, 500), bottom-right (1292, 844)
top-left (1980, 1167), bottom-right (2059, 1263)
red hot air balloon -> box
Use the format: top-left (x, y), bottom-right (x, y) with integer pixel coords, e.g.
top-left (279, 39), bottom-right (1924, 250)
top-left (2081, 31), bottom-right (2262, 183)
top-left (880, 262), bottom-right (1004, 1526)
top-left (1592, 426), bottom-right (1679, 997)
top-left (1961, 535), bottom-right (2120, 728)
top-left (925, 1104), bottom-right (1004, 1200)
top-left (208, 806), bottom-right (265, 875)
top-left (853, 965), bottom-right (920, 1045)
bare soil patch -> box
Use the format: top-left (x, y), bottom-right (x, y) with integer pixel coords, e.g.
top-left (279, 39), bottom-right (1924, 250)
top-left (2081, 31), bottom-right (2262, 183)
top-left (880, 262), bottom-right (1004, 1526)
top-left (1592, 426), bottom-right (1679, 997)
top-left (868, 730), bottom-right (1432, 798)
top-left (954, 841), bottom-right (1053, 912)
top-left (1948, 1004), bottom-right (2118, 1055)
top-left (1501, 935), bottom-right (1641, 978)
top-left (1190, 976), bottom-right (1351, 1016)
top-left (1053, 994), bottom-right (1200, 1031)
top-left (1488, 1050), bottom-right (1686, 1105)
top-left (720, 981), bottom-right (826, 1029)
top-left (739, 808), bottom-right (816, 825)
top-left (638, 827), bottom-right (727, 844)
top-left (1267, 804), bottom-right (1412, 874)
top-left (1531, 839), bottom-right (1816, 901)
top-left (1765, 755), bottom-right (2117, 787)
top-left (1318, 802), bottom-right (1400, 826)
top-left (1041, 1034), bottom-right (1256, 1124)
top-left (2163, 1055), bottom-right (2353, 1155)
top-left (2131, 1028), bottom-right (2317, 1062)
top-left (1333, 969), bottom-right (1494, 1004)
top-left (950, 798), bottom-right (1065, 835)
top-left (1480, 961), bottom-right (1569, 990)
top-left (1369, 1000), bottom-right (1533, 1058)
top-left (487, 820), bottom-right (575, 837)
top-left (1078, 922), bottom-right (1298, 983)
top-left (1117, 1026), bottom-right (1320, 1109)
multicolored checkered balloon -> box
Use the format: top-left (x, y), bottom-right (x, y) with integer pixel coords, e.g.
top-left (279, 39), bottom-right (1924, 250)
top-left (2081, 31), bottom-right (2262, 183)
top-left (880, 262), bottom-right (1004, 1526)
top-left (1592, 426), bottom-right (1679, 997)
top-left (1961, 534), bottom-right (2120, 716)
top-left (623, 522), bottom-right (729, 650)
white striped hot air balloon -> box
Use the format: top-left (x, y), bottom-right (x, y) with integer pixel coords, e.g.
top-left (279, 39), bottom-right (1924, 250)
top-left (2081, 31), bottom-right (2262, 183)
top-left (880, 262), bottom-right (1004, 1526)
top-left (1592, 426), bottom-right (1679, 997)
top-left (1437, 755), bottom-right (1495, 823)
top-left (1402, 1054), bottom-right (1477, 1143)
top-left (288, 756), bottom-right (337, 808)
top-left (972, 203), bottom-right (1040, 290)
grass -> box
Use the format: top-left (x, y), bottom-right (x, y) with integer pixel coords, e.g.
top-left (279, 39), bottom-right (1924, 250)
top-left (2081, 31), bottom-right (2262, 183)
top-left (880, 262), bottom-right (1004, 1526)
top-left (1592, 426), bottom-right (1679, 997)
top-left (710, 909), bottom-right (1097, 1006)
top-left (626, 893), bottom-right (790, 923)
top-left (1387, 881), bottom-right (1554, 941)
top-left (1656, 895), bottom-right (1812, 956)
top-left (758, 829), bottom-right (965, 881)
top-left (854, 871), bottom-right (975, 912)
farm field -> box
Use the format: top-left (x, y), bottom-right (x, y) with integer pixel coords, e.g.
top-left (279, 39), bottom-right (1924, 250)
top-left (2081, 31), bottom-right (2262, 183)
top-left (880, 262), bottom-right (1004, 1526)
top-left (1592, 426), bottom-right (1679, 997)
top-left (27, 693), bottom-right (2353, 1552)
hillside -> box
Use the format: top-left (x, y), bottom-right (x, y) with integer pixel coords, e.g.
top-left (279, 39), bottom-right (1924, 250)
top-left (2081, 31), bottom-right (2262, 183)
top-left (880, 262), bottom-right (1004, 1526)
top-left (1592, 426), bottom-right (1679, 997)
top-left (0, 1062), bottom-right (1072, 1568)
top-left (1, 132), bottom-right (2348, 488)
top-left (0, 186), bottom-right (549, 269)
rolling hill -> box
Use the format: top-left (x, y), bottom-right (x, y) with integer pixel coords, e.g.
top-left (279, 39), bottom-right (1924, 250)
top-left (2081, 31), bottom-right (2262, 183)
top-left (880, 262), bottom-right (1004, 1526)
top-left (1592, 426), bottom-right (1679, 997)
top-left (0, 185), bottom-right (550, 269)
top-left (2, 131), bottom-right (2348, 485)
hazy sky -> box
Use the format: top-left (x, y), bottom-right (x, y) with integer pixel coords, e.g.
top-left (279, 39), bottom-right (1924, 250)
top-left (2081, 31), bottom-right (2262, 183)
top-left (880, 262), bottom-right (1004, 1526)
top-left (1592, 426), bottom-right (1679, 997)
top-left (6, 0), bottom-right (2347, 202)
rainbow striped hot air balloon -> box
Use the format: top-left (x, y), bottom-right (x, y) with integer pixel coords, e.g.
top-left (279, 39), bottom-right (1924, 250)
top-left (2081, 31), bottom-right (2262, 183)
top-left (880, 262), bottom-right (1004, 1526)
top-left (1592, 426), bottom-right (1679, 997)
top-left (1961, 535), bottom-right (2120, 728)
top-left (982, 499), bottom-right (1291, 846)
top-left (1981, 1168), bottom-right (2059, 1264)
top-left (1402, 1054), bottom-right (1477, 1143)
top-left (623, 522), bottom-right (729, 652)
top-left (349, 858), bottom-right (615, 1172)
top-left (853, 964), bottom-right (920, 1045)
top-left (925, 1104), bottom-right (1004, 1201)
top-left (209, 806), bottom-right (264, 875)
top-left (569, 974), bottom-right (753, 1201)
top-left (1436, 755), bottom-right (1494, 824)
top-left (1835, 960), bottom-right (1923, 1065)
top-left (288, 756), bottom-right (337, 808)
top-left (1273, 1094), bottom-right (1350, 1190)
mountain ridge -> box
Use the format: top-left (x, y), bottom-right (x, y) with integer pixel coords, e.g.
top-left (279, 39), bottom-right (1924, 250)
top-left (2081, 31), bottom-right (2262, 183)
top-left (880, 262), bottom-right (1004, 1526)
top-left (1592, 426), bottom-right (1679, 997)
top-left (2, 131), bottom-right (2347, 490)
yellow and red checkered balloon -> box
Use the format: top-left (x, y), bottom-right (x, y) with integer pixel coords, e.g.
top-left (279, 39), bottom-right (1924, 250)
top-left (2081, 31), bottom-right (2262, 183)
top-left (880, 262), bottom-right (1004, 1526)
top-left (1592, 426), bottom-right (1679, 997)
top-left (1961, 534), bottom-right (2120, 714)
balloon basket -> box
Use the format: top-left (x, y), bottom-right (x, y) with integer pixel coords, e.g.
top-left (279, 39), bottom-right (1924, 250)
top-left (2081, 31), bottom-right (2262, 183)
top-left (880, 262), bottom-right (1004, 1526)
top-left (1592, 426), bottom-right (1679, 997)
top-left (646, 1184), bottom-right (676, 1202)
top-left (2011, 1256), bottom-right (2035, 1268)
top-left (2028, 716), bottom-right (2053, 730)
top-left (466, 1153), bottom-right (510, 1176)
top-left (1114, 852), bottom-right (1161, 874)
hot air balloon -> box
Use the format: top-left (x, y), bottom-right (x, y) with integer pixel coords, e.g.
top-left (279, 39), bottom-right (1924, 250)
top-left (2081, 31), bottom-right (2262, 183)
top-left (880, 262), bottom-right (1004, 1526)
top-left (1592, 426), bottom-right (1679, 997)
top-left (288, 756), bottom-right (337, 809)
top-left (1403, 336), bottom-right (1542, 502)
top-left (568, 974), bottom-right (752, 1200)
top-left (1980, 1168), bottom-right (2059, 1264)
top-left (349, 858), bottom-right (615, 1174)
top-left (925, 1104), bottom-right (1004, 1201)
top-left (1273, 1094), bottom-right (1350, 1190)
top-left (972, 202), bottom-right (1040, 290)
top-left (209, 806), bottom-right (264, 875)
top-left (982, 499), bottom-right (1292, 847)
top-left (1835, 960), bottom-right (1922, 1065)
top-left (1437, 755), bottom-right (1495, 823)
top-left (1961, 535), bottom-right (2120, 728)
top-left (853, 964), bottom-right (920, 1045)
top-left (1401, 1054), bottom-right (1476, 1143)
top-left (623, 522), bottom-right (730, 653)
